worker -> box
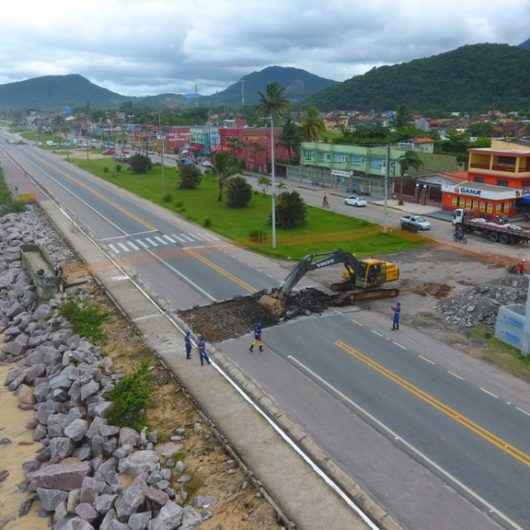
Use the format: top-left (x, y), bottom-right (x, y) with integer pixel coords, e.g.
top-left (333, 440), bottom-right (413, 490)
top-left (249, 321), bottom-right (264, 352)
top-left (184, 330), bottom-right (193, 360)
top-left (322, 194), bottom-right (329, 208)
top-left (197, 335), bottom-right (211, 366)
top-left (391, 302), bottom-right (401, 331)
top-left (516, 259), bottom-right (527, 275)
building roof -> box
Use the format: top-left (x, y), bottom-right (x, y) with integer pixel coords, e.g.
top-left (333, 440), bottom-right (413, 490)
top-left (453, 180), bottom-right (517, 192)
top-left (413, 137), bottom-right (434, 144)
top-left (469, 147), bottom-right (530, 157)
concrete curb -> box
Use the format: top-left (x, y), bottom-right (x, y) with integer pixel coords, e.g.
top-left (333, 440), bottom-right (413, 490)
top-left (212, 349), bottom-right (406, 530)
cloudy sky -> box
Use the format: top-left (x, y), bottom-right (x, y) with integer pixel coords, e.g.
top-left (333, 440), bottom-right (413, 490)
top-left (2, 0), bottom-right (530, 96)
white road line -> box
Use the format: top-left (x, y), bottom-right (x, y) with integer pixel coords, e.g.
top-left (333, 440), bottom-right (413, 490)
top-left (145, 237), bottom-right (158, 247)
top-left (351, 318), bottom-right (363, 326)
top-left (127, 241), bottom-right (139, 251)
top-left (392, 341), bottom-right (407, 350)
top-left (190, 232), bottom-right (204, 240)
top-left (370, 329), bottom-right (384, 337)
top-left (163, 235), bottom-right (176, 243)
top-left (117, 242), bottom-right (130, 252)
top-left (155, 236), bottom-right (168, 245)
top-left (133, 313), bottom-right (163, 322)
top-left (287, 355), bottom-right (523, 530)
top-left (418, 355), bottom-right (435, 365)
top-left (516, 406), bottom-right (530, 417)
top-left (100, 229), bottom-right (158, 241)
top-left (136, 239), bottom-right (149, 249)
top-left (203, 233), bottom-right (220, 241)
top-left (448, 370), bottom-right (465, 381)
top-left (181, 234), bottom-right (195, 242)
top-left (480, 387), bottom-right (498, 399)
top-left (108, 244), bottom-right (120, 254)
top-left (173, 234), bottom-right (187, 243)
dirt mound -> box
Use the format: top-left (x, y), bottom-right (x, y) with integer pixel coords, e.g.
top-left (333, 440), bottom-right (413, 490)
top-left (412, 282), bottom-right (452, 299)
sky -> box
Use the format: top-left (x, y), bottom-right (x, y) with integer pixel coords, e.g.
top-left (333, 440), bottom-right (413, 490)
top-left (2, 0), bottom-right (530, 96)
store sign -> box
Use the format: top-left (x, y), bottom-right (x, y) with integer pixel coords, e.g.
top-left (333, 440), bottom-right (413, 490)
top-left (331, 170), bottom-right (352, 178)
top-left (457, 186), bottom-right (481, 196)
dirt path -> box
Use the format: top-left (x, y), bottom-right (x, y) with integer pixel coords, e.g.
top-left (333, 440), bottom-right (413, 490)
top-left (0, 361), bottom-right (47, 530)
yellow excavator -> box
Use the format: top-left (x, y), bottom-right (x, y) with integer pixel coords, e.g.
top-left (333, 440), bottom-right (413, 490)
top-left (259, 250), bottom-right (400, 319)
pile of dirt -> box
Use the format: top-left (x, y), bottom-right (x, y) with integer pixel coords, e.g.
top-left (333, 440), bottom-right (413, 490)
top-left (178, 294), bottom-right (278, 343)
top-left (412, 282), bottom-right (452, 299)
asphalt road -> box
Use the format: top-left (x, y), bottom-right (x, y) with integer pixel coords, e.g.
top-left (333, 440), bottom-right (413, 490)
top-left (1, 135), bottom-right (529, 530)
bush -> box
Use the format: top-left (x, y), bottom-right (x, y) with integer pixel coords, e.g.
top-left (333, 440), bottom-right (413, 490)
top-left (224, 176), bottom-right (252, 208)
top-left (204, 218), bottom-right (212, 227)
top-left (106, 361), bottom-right (153, 430)
top-left (116, 164), bottom-right (122, 173)
top-left (275, 191), bottom-right (306, 229)
top-left (249, 229), bottom-right (267, 243)
top-left (175, 201), bottom-right (183, 208)
top-left (60, 300), bottom-right (108, 344)
top-left (178, 164), bottom-right (201, 189)
top-left (103, 166), bottom-right (109, 173)
top-left (162, 193), bottom-right (172, 203)
top-left (128, 154), bottom-right (152, 174)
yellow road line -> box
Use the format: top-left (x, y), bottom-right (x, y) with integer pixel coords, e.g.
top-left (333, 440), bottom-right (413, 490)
top-left (335, 340), bottom-right (530, 469)
top-left (36, 155), bottom-right (154, 230)
top-left (184, 248), bottom-right (257, 294)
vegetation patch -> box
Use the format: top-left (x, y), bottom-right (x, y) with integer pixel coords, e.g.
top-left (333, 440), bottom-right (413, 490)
top-left (0, 167), bottom-right (26, 215)
top-left (106, 360), bottom-right (154, 431)
top-left (60, 299), bottom-right (108, 344)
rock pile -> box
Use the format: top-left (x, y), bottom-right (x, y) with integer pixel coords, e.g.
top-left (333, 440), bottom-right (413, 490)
top-left (0, 206), bottom-right (207, 529)
top-left (438, 274), bottom-right (528, 328)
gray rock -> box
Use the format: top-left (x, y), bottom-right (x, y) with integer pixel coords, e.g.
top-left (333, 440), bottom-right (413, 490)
top-left (72, 444), bottom-right (92, 462)
top-left (67, 489), bottom-right (81, 513)
top-left (143, 486), bottom-right (169, 507)
top-left (80, 476), bottom-right (105, 504)
top-left (80, 380), bottom-right (99, 401)
top-left (36, 400), bottom-right (59, 425)
top-left (31, 424), bottom-right (47, 442)
top-left (64, 419), bottom-right (88, 442)
top-left (57, 516), bottom-right (95, 530)
top-left (100, 509), bottom-right (117, 530)
top-left (108, 521), bottom-right (128, 530)
top-left (75, 502), bottom-right (98, 522)
top-left (149, 501), bottom-right (184, 530)
top-left (128, 511), bottom-right (151, 530)
top-left (47, 414), bottom-right (66, 438)
top-left (36, 488), bottom-right (68, 512)
top-left (119, 427), bottom-right (140, 448)
top-left (114, 477), bottom-right (146, 519)
top-left (17, 384), bottom-right (35, 410)
top-left (156, 480), bottom-right (170, 490)
top-left (192, 495), bottom-right (216, 509)
top-left (49, 437), bottom-right (73, 463)
top-left (119, 450), bottom-right (159, 476)
top-left (94, 493), bottom-right (117, 514)
top-left (90, 400), bottom-right (112, 418)
top-left (54, 500), bottom-right (68, 525)
top-left (34, 381), bottom-right (51, 402)
top-left (180, 506), bottom-right (203, 528)
top-left (94, 458), bottom-right (118, 486)
top-left (155, 442), bottom-right (182, 460)
top-left (29, 458), bottom-right (90, 491)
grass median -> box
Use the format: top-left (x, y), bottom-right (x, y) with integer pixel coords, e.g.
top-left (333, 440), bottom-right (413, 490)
top-left (71, 157), bottom-right (427, 260)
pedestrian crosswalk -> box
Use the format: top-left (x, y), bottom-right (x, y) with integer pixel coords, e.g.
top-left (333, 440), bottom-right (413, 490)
top-left (106, 230), bottom-right (220, 255)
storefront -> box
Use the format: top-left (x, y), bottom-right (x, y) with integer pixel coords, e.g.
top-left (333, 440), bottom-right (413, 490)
top-left (441, 181), bottom-right (519, 217)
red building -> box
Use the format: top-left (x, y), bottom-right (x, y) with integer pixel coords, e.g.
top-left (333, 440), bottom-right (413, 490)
top-left (166, 127), bottom-right (191, 153)
top-left (218, 127), bottom-right (294, 174)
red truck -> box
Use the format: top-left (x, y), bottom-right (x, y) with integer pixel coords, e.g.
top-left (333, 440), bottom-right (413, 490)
top-left (452, 209), bottom-right (530, 245)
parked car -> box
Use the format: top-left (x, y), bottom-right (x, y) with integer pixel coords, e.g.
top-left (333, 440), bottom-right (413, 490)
top-left (200, 159), bottom-right (213, 168)
top-left (103, 148), bottom-right (115, 155)
top-left (344, 195), bottom-right (367, 207)
top-left (400, 215), bottom-right (432, 231)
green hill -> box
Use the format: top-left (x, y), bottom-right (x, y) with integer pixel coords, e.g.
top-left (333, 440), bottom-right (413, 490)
top-left (0, 74), bottom-right (129, 111)
top-left (202, 66), bottom-right (336, 105)
top-left (307, 43), bottom-right (530, 112)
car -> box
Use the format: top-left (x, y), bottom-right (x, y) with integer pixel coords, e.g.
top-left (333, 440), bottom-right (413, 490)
top-left (200, 159), bottom-right (213, 168)
top-left (400, 215), bottom-right (432, 231)
top-left (344, 195), bottom-right (367, 207)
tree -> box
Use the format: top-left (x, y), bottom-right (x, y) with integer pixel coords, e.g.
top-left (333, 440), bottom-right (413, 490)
top-left (128, 154), bottom-right (152, 174)
top-left (213, 152), bottom-right (244, 202)
top-left (178, 163), bottom-right (202, 189)
top-left (225, 176), bottom-right (252, 208)
top-left (399, 151), bottom-right (423, 176)
top-left (396, 105), bottom-right (412, 129)
top-left (258, 176), bottom-right (271, 194)
top-left (275, 191), bottom-right (306, 228)
top-left (468, 122), bottom-right (494, 137)
top-left (300, 107), bottom-right (326, 141)
top-left (257, 82), bottom-right (290, 122)
top-left (282, 118), bottom-right (302, 160)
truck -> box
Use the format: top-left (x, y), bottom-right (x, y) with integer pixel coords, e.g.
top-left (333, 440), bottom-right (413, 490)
top-left (452, 209), bottom-right (530, 245)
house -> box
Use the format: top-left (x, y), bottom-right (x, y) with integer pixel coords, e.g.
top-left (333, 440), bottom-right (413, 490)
top-left (396, 137), bottom-right (434, 154)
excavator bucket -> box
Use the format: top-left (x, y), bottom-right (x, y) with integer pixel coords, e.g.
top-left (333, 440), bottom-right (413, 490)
top-left (258, 294), bottom-right (286, 320)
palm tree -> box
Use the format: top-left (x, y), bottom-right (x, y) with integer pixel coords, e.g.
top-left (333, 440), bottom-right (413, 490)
top-left (398, 150), bottom-right (423, 200)
top-left (282, 118), bottom-right (302, 162)
top-left (257, 82), bottom-right (289, 248)
top-left (213, 152), bottom-right (243, 202)
top-left (301, 107), bottom-right (326, 142)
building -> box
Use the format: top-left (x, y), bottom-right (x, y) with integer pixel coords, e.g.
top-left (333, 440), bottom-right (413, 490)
top-left (190, 126), bottom-right (220, 155)
top-left (396, 137), bottom-right (434, 154)
top-left (166, 127), bottom-right (191, 153)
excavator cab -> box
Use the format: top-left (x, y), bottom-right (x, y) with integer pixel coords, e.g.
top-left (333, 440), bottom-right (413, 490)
top-left (339, 258), bottom-right (399, 291)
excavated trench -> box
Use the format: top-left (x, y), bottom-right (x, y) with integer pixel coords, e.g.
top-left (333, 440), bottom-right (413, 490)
top-left (178, 288), bottom-right (350, 342)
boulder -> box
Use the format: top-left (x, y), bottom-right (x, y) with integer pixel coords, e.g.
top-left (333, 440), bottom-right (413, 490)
top-left (155, 442), bottom-right (182, 460)
top-left (100, 509), bottom-right (117, 530)
top-left (94, 458), bottom-right (118, 486)
top-left (119, 450), bottom-right (159, 476)
top-left (118, 427), bottom-right (139, 448)
top-left (29, 458), bottom-right (90, 491)
top-left (143, 486), bottom-right (169, 507)
top-left (180, 506), bottom-right (203, 529)
top-left (17, 384), bottom-right (36, 410)
top-left (80, 380), bottom-right (99, 401)
top-left (94, 493), bottom-right (117, 514)
top-left (49, 437), bottom-right (73, 463)
top-left (114, 477), bottom-right (146, 520)
top-left (64, 419), bottom-right (88, 443)
top-left (80, 476), bottom-right (105, 504)
top-left (128, 511), bottom-right (151, 530)
top-left (67, 489), bottom-right (81, 513)
top-left (75, 503), bottom-right (98, 522)
top-left (57, 517), bottom-right (95, 530)
top-left (149, 501), bottom-right (184, 530)
top-left (36, 487), bottom-right (68, 512)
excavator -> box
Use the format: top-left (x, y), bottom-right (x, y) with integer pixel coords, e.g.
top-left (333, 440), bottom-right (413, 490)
top-left (259, 250), bottom-right (400, 319)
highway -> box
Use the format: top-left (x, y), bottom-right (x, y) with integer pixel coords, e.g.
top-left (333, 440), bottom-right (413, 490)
top-left (1, 136), bottom-right (529, 530)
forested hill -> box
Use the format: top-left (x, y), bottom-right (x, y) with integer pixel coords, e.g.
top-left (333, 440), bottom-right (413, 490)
top-left (307, 44), bottom-right (530, 112)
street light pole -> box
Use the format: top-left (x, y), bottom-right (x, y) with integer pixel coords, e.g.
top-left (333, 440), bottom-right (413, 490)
top-left (158, 113), bottom-right (166, 195)
top-left (270, 115), bottom-right (277, 249)
top-left (384, 143), bottom-right (390, 233)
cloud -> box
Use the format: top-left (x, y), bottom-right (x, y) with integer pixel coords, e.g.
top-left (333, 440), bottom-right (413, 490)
top-left (0, 0), bottom-right (529, 95)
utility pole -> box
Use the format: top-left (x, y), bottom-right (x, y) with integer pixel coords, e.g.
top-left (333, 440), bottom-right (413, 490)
top-left (523, 279), bottom-right (530, 356)
top-left (384, 143), bottom-right (390, 233)
top-left (270, 116), bottom-right (277, 248)
top-left (241, 80), bottom-right (245, 106)
top-left (158, 112), bottom-right (166, 195)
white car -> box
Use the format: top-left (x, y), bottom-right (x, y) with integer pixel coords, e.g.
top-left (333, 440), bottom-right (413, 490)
top-left (344, 195), bottom-right (367, 207)
top-left (400, 215), bottom-right (432, 231)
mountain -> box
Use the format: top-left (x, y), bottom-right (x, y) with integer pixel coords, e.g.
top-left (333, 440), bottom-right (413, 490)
top-left (0, 74), bottom-right (129, 111)
top-left (202, 66), bottom-right (336, 105)
top-left (307, 43), bottom-right (530, 113)
top-left (519, 38), bottom-right (530, 51)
